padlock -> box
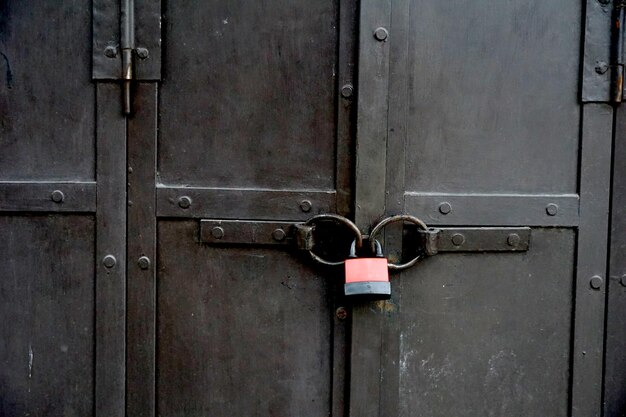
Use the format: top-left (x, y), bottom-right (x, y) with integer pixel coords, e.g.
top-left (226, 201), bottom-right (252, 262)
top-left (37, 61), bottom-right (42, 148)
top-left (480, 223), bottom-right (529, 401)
top-left (344, 240), bottom-right (391, 300)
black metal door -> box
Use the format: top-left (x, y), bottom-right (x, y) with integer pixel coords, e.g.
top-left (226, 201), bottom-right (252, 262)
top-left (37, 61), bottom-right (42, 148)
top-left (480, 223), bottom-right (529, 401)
top-left (1, 1), bottom-right (624, 417)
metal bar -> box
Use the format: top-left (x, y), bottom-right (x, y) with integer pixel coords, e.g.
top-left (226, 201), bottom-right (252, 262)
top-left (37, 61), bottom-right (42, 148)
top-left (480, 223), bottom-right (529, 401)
top-left (404, 193), bottom-right (580, 227)
top-left (428, 227), bottom-right (531, 252)
top-left (571, 104), bottom-right (613, 417)
top-left (351, 1), bottom-right (393, 416)
top-left (200, 220), bottom-right (299, 245)
top-left (93, 0), bottom-right (121, 79)
top-left (95, 84), bottom-right (126, 417)
top-left (156, 186), bottom-right (336, 220)
top-left (0, 181), bottom-right (96, 212)
top-left (126, 83), bottom-right (157, 417)
top-left (582, 0), bottom-right (613, 102)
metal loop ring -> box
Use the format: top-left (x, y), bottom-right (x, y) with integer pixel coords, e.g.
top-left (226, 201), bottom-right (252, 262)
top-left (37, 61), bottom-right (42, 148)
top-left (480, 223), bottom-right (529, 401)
top-left (369, 215), bottom-right (429, 271)
top-left (304, 214), bottom-right (363, 266)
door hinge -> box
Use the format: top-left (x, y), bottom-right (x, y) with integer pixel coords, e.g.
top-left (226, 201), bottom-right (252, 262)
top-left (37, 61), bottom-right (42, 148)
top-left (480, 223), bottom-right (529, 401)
top-left (583, 0), bottom-right (626, 103)
top-left (93, 0), bottom-right (162, 114)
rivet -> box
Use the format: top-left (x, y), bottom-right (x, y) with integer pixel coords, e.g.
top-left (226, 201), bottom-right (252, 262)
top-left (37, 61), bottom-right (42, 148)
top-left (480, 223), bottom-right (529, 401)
top-left (590, 275), bottom-right (603, 290)
top-left (178, 196), bottom-right (192, 209)
top-left (507, 233), bottom-right (521, 247)
top-left (104, 46), bottom-right (118, 58)
top-left (103, 255), bottom-right (117, 268)
top-left (51, 190), bottom-right (65, 203)
top-left (620, 275), bottom-right (626, 287)
top-left (128, 167), bottom-right (133, 174)
top-left (336, 307), bottom-right (348, 320)
top-left (136, 47), bottom-right (149, 60)
top-left (272, 228), bottom-right (286, 242)
top-left (595, 61), bottom-right (609, 75)
top-left (341, 84), bottom-right (354, 99)
top-left (451, 233), bottom-right (465, 246)
top-left (211, 226), bottom-right (225, 239)
top-left (300, 200), bottom-right (312, 213)
top-left (438, 202), bottom-right (452, 215)
top-left (373, 27), bottom-right (389, 41)
top-left (137, 256), bottom-right (151, 270)
top-left (546, 203), bottom-right (559, 216)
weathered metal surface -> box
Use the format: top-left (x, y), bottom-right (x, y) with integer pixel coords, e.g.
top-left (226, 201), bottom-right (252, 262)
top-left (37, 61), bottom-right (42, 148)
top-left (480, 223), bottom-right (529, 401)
top-left (425, 227), bottom-right (531, 252)
top-left (126, 83), bottom-right (157, 417)
top-left (0, 182), bottom-right (96, 212)
top-left (156, 186), bottom-right (336, 220)
top-left (156, 220), bottom-right (338, 416)
top-left (604, 105), bottom-right (626, 417)
top-left (200, 220), bottom-right (299, 245)
top-left (0, 1), bottom-right (95, 181)
top-left (95, 84), bottom-right (126, 417)
top-left (404, 194), bottom-right (580, 227)
top-left (0, 216), bottom-right (95, 417)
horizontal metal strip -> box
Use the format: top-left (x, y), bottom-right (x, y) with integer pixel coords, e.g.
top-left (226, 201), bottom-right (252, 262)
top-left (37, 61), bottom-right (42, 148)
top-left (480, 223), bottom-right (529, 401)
top-left (157, 186), bottom-right (336, 220)
top-left (404, 193), bottom-right (579, 227)
top-left (0, 181), bottom-right (97, 213)
top-left (200, 220), bottom-right (299, 245)
top-left (427, 227), bottom-right (530, 252)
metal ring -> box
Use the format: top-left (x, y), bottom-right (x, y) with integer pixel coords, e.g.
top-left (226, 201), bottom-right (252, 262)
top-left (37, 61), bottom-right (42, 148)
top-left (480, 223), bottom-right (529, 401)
top-left (369, 215), bottom-right (429, 271)
top-left (304, 214), bottom-right (363, 266)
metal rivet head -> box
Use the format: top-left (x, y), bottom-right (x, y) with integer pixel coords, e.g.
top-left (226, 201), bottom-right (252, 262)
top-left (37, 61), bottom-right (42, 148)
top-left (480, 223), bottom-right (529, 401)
top-left (546, 203), bottom-right (559, 216)
top-left (507, 233), bottom-right (521, 247)
top-left (438, 202), bottom-right (452, 215)
top-left (51, 190), bottom-right (65, 203)
top-left (211, 226), bottom-right (225, 239)
top-left (336, 307), bottom-right (348, 320)
top-left (595, 61), bottom-right (609, 74)
top-left (590, 275), bottom-right (603, 290)
top-left (373, 27), bottom-right (389, 41)
top-left (138, 256), bottom-right (151, 270)
top-left (136, 47), bottom-right (149, 60)
top-left (341, 84), bottom-right (354, 99)
top-left (620, 275), bottom-right (626, 287)
top-left (104, 46), bottom-right (118, 58)
top-left (300, 200), bottom-right (312, 213)
top-left (451, 233), bottom-right (465, 246)
top-left (103, 255), bottom-right (117, 268)
top-left (178, 196), bottom-right (192, 209)
top-left (272, 228), bottom-right (286, 242)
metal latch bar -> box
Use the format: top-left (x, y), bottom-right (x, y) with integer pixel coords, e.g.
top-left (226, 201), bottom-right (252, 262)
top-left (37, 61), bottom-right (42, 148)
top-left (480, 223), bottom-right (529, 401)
top-left (420, 227), bottom-right (531, 253)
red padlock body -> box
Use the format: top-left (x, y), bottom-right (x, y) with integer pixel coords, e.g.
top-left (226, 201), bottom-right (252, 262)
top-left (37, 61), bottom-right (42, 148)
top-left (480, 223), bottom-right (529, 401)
top-left (344, 258), bottom-right (389, 283)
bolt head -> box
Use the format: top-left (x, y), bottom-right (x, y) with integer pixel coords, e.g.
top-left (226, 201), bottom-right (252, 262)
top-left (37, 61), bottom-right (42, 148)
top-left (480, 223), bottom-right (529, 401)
top-left (590, 275), bottom-right (603, 290)
top-left (507, 233), bottom-right (521, 247)
top-left (51, 190), bottom-right (65, 203)
top-left (178, 196), bottom-right (192, 209)
top-left (335, 307), bottom-right (348, 320)
top-left (103, 255), bottom-right (117, 268)
top-left (272, 228), bottom-right (287, 242)
top-left (595, 61), bottom-right (609, 75)
top-left (211, 226), bottom-right (225, 239)
top-left (438, 202), bottom-right (452, 215)
top-left (546, 203), bottom-right (559, 216)
top-left (136, 47), bottom-right (149, 59)
top-left (341, 84), bottom-right (354, 99)
top-left (138, 256), bottom-right (151, 270)
top-left (104, 46), bottom-right (118, 58)
top-left (374, 27), bottom-right (389, 41)
top-left (451, 233), bottom-right (465, 246)
top-left (300, 200), bottom-right (312, 213)
top-left (620, 275), bottom-right (626, 287)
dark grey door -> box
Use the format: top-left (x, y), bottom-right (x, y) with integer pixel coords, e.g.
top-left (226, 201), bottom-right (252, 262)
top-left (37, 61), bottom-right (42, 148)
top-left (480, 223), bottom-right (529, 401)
top-left (1, 1), bottom-right (623, 417)
top-left (349, 1), bottom-right (614, 417)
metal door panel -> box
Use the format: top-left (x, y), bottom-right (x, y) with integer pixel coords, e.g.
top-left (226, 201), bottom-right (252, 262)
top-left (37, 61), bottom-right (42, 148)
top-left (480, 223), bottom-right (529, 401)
top-left (404, 0), bottom-right (580, 194)
top-left (0, 215), bottom-right (94, 417)
top-left (158, 0), bottom-right (338, 190)
top-left (394, 228), bottom-right (574, 417)
top-left (156, 220), bottom-right (336, 417)
top-left (0, 1), bottom-right (95, 181)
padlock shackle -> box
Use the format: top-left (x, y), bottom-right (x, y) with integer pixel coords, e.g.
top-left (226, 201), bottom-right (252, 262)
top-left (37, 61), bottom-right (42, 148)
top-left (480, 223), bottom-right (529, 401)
top-left (349, 239), bottom-right (384, 258)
